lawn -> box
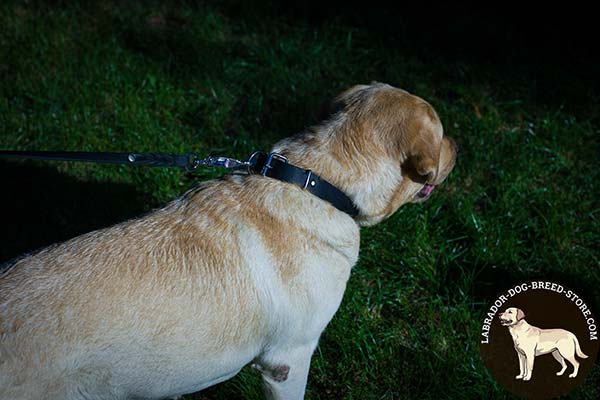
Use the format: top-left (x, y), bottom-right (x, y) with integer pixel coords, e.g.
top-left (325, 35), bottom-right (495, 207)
top-left (1, 1), bottom-right (598, 399)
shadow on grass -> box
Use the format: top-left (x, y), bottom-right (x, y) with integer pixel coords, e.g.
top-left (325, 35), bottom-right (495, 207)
top-left (0, 161), bottom-right (150, 265)
top-left (119, 19), bottom-right (228, 77)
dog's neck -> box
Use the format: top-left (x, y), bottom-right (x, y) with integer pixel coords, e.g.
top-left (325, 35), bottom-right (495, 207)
top-left (271, 126), bottom-right (403, 227)
top-left (508, 319), bottom-right (530, 335)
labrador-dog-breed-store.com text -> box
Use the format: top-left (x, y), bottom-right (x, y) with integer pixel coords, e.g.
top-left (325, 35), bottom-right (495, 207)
top-left (0, 83), bottom-right (457, 400)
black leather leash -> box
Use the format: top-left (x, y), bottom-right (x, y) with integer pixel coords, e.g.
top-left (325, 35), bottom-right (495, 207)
top-left (0, 150), bottom-right (359, 217)
top-left (0, 150), bottom-right (199, 171)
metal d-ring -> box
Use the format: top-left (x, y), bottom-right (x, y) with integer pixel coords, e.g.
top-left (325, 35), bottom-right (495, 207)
top-left (185, 152), bottom-right (200, 172)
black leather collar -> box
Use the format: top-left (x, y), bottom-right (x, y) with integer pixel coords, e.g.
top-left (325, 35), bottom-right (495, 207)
top-left (247, 151), bottom-right (359, 218)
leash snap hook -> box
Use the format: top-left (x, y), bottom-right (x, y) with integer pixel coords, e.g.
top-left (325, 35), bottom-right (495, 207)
top-left (196, 155), bottom-right (251, 170)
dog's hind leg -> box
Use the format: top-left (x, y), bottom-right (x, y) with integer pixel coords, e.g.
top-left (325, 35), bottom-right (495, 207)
top-left (563, 352), bottom-right (580, 378)
top-left (557, 338), bottom-right (581, 378)
top-left (552, 350), bottom-right (567, 376)
top-left (565, 355), bottom-right (580, 378)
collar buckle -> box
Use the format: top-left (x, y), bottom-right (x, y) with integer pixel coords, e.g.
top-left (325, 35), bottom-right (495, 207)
top-left (247, 151), bottom-right (288, 176)
top-left (261, 152), bottom-right (288, 175)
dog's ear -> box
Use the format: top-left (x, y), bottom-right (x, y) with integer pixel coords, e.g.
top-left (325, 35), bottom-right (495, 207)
top-left (403, 107), bottom-right (442, 183)
top-left (516, 308), bottom-right (525, 321)
top-left (407, 138), bottom-right (439, 182)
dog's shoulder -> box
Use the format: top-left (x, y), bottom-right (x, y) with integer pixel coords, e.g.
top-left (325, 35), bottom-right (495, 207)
top-left (179, 174), bottom-right (359, 246)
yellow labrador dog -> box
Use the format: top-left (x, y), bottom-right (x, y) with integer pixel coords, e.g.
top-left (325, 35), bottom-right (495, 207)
top-left (0, 82), bottom-right (457, 400)
top-left (499, 307), bottom-right (588, 381)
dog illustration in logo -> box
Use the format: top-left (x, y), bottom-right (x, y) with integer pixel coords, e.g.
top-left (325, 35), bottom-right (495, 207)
top-left (499, 307), bottom-right (588, 381)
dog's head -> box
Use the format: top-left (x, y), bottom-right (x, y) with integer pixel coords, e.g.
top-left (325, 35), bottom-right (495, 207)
top-left (272, 82), bottom-right (458, 226)
top-left (499, 307), bottom-right (526, 327)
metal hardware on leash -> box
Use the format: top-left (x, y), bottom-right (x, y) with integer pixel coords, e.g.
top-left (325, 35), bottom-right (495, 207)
top-left (190, 151), bottom-right (288, 174)
top-left (194, 155), bottom-right (250, 170)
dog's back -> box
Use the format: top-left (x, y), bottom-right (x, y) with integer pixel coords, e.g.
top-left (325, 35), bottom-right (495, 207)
top-left (0, 177), bottom-right (265, 399)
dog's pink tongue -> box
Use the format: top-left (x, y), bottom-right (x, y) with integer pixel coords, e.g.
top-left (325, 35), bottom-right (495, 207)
top-left (418, 184), bottom-right (435, 198)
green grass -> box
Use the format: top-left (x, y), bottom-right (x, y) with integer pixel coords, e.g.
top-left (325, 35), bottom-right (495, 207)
top-left (1, 1), bottom-right (599, 399)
